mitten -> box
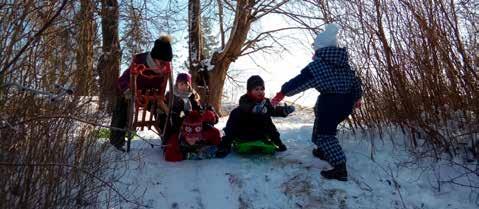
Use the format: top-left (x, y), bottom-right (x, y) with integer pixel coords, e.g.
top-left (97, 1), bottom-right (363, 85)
top-left (123, 89), bottom-right (132, 100)
top-left (271, 92), bottom-right (285, 106)
top-left (283, 104), bottom-right (295, 115)
top-left (354, 99), bottom-right (362, 109)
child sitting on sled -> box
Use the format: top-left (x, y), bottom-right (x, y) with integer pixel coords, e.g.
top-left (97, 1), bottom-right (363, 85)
top-left (159, 73), bottom-right (202, 145)
top-left (164, 110), bottom-right (221, 161)
top-left (216, 75), bottom-right (295, 158)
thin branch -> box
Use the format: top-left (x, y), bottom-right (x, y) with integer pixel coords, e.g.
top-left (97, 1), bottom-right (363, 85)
top-left (252, 0), bottom-right (290, 20)
top-left (0, 162), bottom-right (147, 207)
top-left (0, 115), bottom-right (164, 148)
top-left (0, 0), bottom-right (68, 77)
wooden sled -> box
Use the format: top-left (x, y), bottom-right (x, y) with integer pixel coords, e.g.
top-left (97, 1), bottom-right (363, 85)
top-left (125, 62), bottom-right (174, 152)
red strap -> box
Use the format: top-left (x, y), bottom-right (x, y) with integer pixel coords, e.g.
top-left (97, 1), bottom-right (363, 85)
top-left (164, 134), bottom-right (184, 162)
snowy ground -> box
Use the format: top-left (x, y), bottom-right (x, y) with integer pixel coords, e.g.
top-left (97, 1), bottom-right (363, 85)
top-left (106, 107), bottom-right (478, 209)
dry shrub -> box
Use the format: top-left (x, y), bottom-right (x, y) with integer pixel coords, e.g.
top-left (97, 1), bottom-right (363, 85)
top-left (0, 1), bottom-right (141, 208)
top-left (319, 0), bottom-right (479, 158)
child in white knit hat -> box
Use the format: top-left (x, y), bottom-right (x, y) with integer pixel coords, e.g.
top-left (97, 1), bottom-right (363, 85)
top-left (271, 23), bottom-right (363, 181)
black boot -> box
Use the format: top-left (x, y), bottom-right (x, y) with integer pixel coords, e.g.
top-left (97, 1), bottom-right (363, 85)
top-left (275, 142), bottom-right (287, 152)
top-left (111, 142), bottom-right (126, 152)
top-left (312, 148), bottom-right (326, 160)
top-left (216, 136), bottom-right (232, 158)
top-left (320, 163), bottom-right (348, 181)
top-left (215, 146), bottom-right (230, 158)
top-left (270, 135), bottom-right (287, 152)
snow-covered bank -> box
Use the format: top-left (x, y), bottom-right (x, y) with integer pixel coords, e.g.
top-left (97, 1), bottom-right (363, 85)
top-left (107, 108), bottom-right (478, 209)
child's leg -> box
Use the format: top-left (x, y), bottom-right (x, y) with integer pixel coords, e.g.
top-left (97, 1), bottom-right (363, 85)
top-left (312, 94), bottom-right (353, 166)
top-left (312, 134), bottom-right (346, 166)
top-left (217, 108), bottom-right (242, 157)
top-left (110, 96), bottom-right (128, 149)
top-left (265, 117), bottom-right (287, 151)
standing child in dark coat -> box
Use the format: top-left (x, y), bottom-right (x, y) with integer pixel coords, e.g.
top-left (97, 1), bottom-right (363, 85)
top-left (216, 75), bottom-right (295, 157)
top-left (110, 35), bottom-right (173, 151)
top-left (271, 24), bottom-right (363, 181)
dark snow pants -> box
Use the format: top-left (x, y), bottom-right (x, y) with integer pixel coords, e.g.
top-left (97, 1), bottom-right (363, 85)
top-left (110, 96), bottom-right (128, 147)
top-left (109, 95), bottom-right (168, 147)
top-left (222, 108), bottom-right (282, 148)
top-left (312, 94), bottom-right (354, 167)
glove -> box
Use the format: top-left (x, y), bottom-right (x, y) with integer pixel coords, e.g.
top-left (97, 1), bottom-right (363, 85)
top-left (123, 89), bottom-right (132, 100)
top-left (252, 99), bottom-right (268, 114)
top-left (283, 104), bottom-right (295, 115)
top-left (354, 99), bottom-right (362, 109)
top-left (271, 92), bottom-right (285, 106)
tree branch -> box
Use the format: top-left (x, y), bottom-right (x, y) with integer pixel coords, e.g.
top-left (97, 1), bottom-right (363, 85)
top-left (0, 0), bottom-right (69, 77)
top-left (0, 162), bottom-right (147, 207)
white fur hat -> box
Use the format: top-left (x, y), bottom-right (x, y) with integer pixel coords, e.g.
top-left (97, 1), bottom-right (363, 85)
top-left (313, 23), bottom-right (339, 51)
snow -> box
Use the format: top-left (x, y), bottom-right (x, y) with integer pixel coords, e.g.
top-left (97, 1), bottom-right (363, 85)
top-left (107, 107), bottom-right (478, 209)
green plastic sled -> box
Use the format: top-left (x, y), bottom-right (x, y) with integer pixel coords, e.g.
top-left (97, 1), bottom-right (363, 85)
top-left (233, 140), bottom-right (277, 154)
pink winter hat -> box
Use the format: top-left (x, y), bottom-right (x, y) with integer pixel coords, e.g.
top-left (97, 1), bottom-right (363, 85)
top-left (176, 73), bottom-right (192, 84)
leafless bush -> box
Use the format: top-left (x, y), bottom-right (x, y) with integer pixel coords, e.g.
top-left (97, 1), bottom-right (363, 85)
top-left (0, 1), bottom-right (146, 208)
top-left (301, 0), bottom-right (478, 159)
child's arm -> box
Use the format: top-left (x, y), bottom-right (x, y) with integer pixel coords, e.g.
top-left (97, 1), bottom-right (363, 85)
top-left (271, 66), bottom-right (317, 106)
top-left (267, 100), bottom-right (295, 117)
top-left (280, 66), bottom-right (317, 97)
top-left (238, 95), bottom-right (256, 113)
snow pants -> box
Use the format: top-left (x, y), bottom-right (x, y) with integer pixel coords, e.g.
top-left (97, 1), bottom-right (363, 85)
top-left (312, 94), bottom-right (354, 167)
top-left (109, 95), bottom-right (166, 147)
top-left (110, 96), bottom-right (128, 147)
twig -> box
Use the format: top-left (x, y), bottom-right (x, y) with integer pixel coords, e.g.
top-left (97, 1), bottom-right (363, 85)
top-left (0, 162), bottom-right (147, 207)
top-left (0, 0), bottom-right (69, 77)
top-left (0, 115), bottom-right (164, 148)
top-left (1, 82), bottom-right (73, 102)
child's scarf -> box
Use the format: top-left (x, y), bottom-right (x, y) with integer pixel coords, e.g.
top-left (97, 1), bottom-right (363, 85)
top-left (173, 86), bottom-right (193, 112)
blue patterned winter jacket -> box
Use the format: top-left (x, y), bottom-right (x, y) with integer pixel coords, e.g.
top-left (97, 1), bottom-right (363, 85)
top-left (280, 47), bottom-right (362, 101)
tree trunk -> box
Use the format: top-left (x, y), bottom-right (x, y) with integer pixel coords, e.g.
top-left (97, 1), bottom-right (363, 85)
top-left (98, 0), bottom-right (120, 112)
top-left (75, 0), bottom-right (95, 96)
top-left (188, 0), bottom-right (208, 107)
top-left (202, 0), bottom-right (254, 115)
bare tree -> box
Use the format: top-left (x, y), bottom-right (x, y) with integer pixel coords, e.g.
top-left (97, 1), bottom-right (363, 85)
top-left (188, 0), bottom-right (301, 113)
top-left (0, 1), bottom-right (145, 208)
top-left (98, 0), bottom-right (121, 112)
top-left (75, 0), bottom-right (96, 96)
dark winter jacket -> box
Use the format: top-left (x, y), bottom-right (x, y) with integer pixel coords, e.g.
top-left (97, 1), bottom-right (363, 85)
top-left (238, 94), bottom-right (290, 117)
top-left (280, 47), bottom-right (362, 102)
top-left (164, 90), bottom-right (201, 134)
top-left (117, 52), bottom-right (167, 94)
top-left (223, 94), bottom-right (285, 142)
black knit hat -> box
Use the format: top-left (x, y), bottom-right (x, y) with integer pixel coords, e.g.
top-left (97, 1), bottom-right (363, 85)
top-left (150, 35), bottom-right (173, 61)
top-left (246, 75), bottom-right (264, 91)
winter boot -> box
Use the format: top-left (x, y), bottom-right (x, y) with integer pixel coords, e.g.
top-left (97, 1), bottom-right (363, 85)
top-left (113, 144), bottom-right (126, 152)
top-left (271, 136), bottom-right (287, 152)
top-left (275, 142), bottom-right (287, 152)
top-left (320, 163), bottom-right (348, 181)
top-left (216, 136), bottom-right (233, 158)
top-left (312, 148), bottom-right (326, 161)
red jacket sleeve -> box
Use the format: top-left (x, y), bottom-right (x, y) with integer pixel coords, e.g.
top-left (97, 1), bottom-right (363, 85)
top-left (202, 127), bottom-right (221, 145)
top-left (164, 134), bottom-right (184, 162)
